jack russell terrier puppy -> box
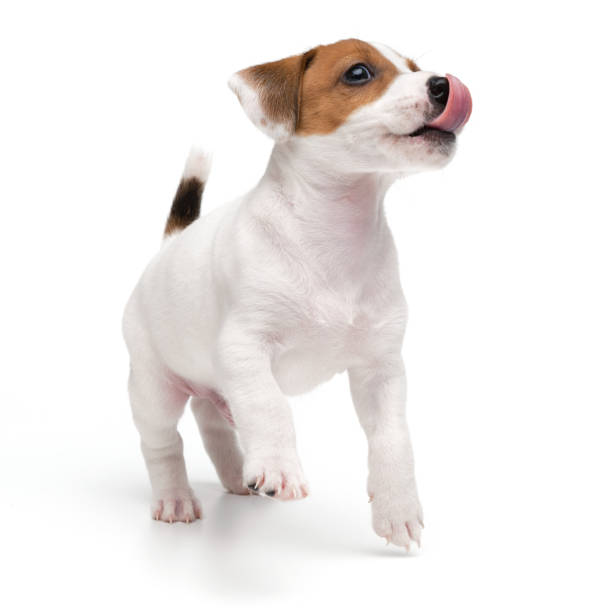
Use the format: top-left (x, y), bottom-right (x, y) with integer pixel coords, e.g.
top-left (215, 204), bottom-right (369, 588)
top-left (123, 38), bottom-right (471, 550)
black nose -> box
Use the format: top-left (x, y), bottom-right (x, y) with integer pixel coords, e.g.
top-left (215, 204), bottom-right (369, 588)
top-left (427, 76), bottom-right (449, 107)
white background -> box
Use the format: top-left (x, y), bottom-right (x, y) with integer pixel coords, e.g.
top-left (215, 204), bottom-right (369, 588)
top-left (1, 1), bottom-right (611, 610)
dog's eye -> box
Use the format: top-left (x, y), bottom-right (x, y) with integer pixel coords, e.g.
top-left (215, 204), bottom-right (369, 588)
top-left (342, 64), bottom-right (373, 84)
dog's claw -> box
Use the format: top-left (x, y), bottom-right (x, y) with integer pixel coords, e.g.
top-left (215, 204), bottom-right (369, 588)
top-left (243, 458), bottom-right (308, 501)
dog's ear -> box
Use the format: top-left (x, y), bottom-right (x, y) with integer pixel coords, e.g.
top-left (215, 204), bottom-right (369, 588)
top-left (228, 49), bottom-right (316, 142)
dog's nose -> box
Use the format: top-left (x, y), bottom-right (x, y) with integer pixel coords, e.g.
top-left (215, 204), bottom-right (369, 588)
top-left (427, 76), bottom-right (449, 107)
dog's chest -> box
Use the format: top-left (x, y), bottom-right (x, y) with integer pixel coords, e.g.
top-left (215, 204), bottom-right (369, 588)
top-left (271, 291), bottom-right (371, 395)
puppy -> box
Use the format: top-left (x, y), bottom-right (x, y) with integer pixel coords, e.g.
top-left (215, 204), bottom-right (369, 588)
top-left (122, 38), bottom-right (471, 549)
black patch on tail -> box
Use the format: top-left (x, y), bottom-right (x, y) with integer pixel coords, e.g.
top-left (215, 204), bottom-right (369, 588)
top-left (164, 177), bottom-right (204, 236)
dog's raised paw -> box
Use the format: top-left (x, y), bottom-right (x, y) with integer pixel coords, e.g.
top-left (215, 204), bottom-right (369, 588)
top-left (243, 454), bottom-right (309, 501)
top-left (151, 489), bottom-right (202, 523)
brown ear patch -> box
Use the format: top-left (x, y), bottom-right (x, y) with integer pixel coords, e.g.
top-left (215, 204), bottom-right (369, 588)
top-left (239, 51), bottom-right (313, 129)
top-left (295, 39), bottom-right (400, 136)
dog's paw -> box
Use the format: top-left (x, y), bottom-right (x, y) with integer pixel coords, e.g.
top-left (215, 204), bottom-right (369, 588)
top-left (151, 489), bottom-right (202, 523)
top-left (243, 453), bottom-right (309, 501)
top-left (370, 490), bottom-right (424, 550)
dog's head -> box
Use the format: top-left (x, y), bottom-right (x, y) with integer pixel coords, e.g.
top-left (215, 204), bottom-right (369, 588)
top-left (229, 38), bottom-right (471, 174)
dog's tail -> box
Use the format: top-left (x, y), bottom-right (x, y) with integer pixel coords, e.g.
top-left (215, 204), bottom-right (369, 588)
top-left (163, 148), bottom-right (212, 237)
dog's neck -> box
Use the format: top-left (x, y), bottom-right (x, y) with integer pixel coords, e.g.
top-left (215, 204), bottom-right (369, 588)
top-left (257, 141), bottom-right (395, 285)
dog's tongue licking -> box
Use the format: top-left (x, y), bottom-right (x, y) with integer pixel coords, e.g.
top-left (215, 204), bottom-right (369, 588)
top-left (426, 74), bottom-right (472, 133)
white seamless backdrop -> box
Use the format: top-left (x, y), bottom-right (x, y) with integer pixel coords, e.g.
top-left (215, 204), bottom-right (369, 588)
top-left (1, 1), bottom-right (610, 610)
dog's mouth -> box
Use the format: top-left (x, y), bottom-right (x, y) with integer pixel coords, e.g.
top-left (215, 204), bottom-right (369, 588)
top-left (392, 125), bottom-right (456, 144)
top-left (395, 74), bottom-right (472, 144)
top-left (407, 125), bottom-right (455, 141)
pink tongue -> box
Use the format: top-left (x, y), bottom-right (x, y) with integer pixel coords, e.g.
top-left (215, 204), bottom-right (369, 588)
top-left (426, 73), bottom-right (472, 133)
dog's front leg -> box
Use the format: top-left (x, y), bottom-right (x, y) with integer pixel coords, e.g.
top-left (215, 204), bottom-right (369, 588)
top-left (217, 327), bottom-right (308, 500)
top-left (349, 357), bottom-right (423, 549)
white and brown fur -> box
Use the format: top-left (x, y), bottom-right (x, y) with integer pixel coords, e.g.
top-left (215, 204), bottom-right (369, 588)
top-left (123, 38), bottom-right (466, 549)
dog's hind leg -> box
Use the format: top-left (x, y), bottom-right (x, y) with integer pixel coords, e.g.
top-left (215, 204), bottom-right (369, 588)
top-left (128, 364), bottom-right (202, 522)
top-left (191, 396), bottom-right (249, 495)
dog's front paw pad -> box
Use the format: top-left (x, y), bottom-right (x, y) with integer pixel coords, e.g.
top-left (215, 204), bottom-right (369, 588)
top-left (151, 490), bottom-right (202, 523)
top-left (243, 456), bottom-right (308, 501)
top-left (371, 497), bottom-right (423, 550)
